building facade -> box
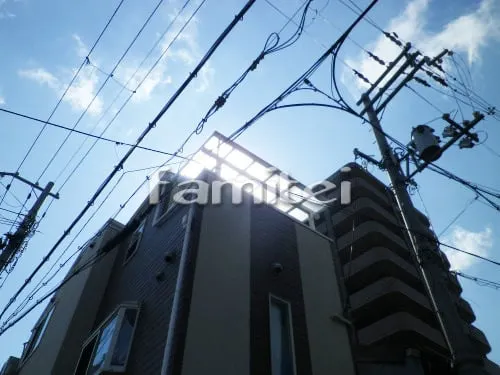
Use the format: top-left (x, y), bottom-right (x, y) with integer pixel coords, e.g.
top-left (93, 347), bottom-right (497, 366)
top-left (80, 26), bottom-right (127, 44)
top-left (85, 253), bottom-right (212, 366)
top-left (1, 133), bottom-right (498, 375)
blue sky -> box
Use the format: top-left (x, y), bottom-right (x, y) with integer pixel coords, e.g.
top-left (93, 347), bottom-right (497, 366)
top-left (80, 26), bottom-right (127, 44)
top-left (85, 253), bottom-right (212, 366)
top-left (0, 0), bottom-right (499, 365)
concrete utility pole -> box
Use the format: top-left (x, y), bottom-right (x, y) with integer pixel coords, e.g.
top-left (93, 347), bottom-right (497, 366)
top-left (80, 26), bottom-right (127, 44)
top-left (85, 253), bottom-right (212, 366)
top-left (0, 181), bottom-right (55, 273)
top-left (357, 48), bottom-right (487, 374)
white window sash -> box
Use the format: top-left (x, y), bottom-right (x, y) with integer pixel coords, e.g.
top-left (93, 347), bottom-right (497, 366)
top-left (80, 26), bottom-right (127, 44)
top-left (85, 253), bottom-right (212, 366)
top-left (74, 302), bottom-right (140, 375)
top-left (268, 295), bottom-right (297, 375)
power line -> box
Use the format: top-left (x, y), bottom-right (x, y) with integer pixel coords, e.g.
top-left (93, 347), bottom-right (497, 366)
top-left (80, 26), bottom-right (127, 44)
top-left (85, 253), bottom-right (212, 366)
top-left (0, 0), bottom-right (127, 209)
top-left (0, 0), bottom-right (257, 324)
top-left (0, 208), bottom-right (27, 217)
top-left (24, 0), bottom-right (206, 249)
top-left (438, 195), bottom-right (478, 237)
top-left (4, 168), bottom-right (500, 331)
top-left (453, 271), bottom-right (500, 290)
top-left (0, 181), bottom-right (25, 208)
top-left (50, 0), bottom-right (195, 188)
top-left (36, 0), bottom-right (167, 182)
top-left (1, 0), bottom-right (341, 315)
top-left (0, 108), bottom-right (193, 159)
top-left (10, 0), bottom-right (318, 311)
top-left (5, 158), bottom-right (189, 316)
top-left (107, 0), bottom-right (317, 218)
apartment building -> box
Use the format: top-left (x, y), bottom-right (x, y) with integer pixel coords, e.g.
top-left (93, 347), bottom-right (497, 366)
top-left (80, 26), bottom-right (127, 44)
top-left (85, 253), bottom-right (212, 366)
top-left (1, 131), bottom-right (498, 375)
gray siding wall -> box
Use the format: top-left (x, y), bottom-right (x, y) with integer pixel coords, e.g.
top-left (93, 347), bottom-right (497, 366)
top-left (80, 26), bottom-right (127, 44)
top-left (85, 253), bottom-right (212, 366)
top-left (94, 204), bottom-right (189, 375)
top-left (18, 220), bottom-right (123, 375)
top-left (295, 223), bottom-right (356, 375)
top-left (181, 196), bottom-right (251, 375)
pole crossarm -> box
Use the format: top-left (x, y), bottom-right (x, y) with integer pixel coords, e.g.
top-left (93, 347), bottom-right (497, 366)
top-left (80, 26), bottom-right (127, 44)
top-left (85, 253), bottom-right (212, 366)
top-left (0, 172), bottom-right (59, 199)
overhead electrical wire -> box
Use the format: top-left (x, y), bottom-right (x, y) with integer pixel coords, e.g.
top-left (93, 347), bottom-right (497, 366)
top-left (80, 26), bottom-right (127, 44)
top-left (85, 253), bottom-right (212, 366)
top-left (0, 208), bottom-right (27, 217)
top-left (0, 0), bottom-right (127, 210)
top-left (26, 0), bottom-right (204, 236)
top-left (453, 271), bottom-right (500, 290)
top-left (1, 0), bottom-right (333, 315)
top-left (107, 0), bottom-right (319, 218)
top-left (0, 182), bottom-right (25, 209)
top-left (5, 158), bottom-right (190, 323)
top-left (0, 0), bottom-right (257, 323)
top-left (335, 0), bottom-right (500, 128)
top-left (438, 195), bottom-right (478, 237)
top-left (8, 0), bottom-right (500, 332)
top-left (35, 0), bottom-right (167, 183)
top-left (50, 0), bottom-right (195, 188)
top-left (3, 165), bottom-right (500, 333)
top-left (0, 0), bottom-right (201, 257)
top-left (0, 107), bottom-right (192, 159)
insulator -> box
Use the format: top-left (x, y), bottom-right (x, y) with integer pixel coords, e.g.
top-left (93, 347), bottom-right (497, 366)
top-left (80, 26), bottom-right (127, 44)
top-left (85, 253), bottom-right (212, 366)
top-left (414, 77), bottom-right (430, 87)
top-left (442, 126), bottom-right (458, 138)
top-left (459, 137), bottom-right (474, 149)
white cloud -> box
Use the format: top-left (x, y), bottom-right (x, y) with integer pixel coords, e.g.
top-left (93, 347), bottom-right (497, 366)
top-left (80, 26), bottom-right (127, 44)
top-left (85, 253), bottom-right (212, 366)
top-left (196, 64), bottom-right (215, 93)
top-left (18, 68), bottom-right (59, 89)
top-left (345, 0), bottom-right (500, 91)
top-left (19, 66), bottom-right (103, 116)
top-left (0, 96), bottom-right (4, 105)
top-left (18, 36), bottom-right (103, 115)
top-left (160, 11), bottom-right (214, 93)
top-left (112, 8), bottom-right (211, 103)
top-left (443, 226), bottom-right (493, 270)
top-left (0, 0), bottom-right (16, 19)
top-left (72, 34), bottom-right (89, 59)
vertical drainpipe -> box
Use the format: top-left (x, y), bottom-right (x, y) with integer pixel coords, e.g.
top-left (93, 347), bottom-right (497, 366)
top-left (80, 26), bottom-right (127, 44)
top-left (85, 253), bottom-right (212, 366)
top-left (160, 203), bottom-right (196, 375)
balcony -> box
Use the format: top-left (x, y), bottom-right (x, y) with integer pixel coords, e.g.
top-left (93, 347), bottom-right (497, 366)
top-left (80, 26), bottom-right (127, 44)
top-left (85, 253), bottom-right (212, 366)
top-left (337, 221), bottom-right (410, 263)
top-left (343, 247), bottom-right (422, 293)
top-left (456, 297), bottom-right (475, 323)
top-left (468, 325), bottom-right (491, 354)
top-left (358, 312), bottom-right (448, 356)
top-left (349, 277), bottom-right (436, 328)
top-left (330, 197), bottom-right (402, 238)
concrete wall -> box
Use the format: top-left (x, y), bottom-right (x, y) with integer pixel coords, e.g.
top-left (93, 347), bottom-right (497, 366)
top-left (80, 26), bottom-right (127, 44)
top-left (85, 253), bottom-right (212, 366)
top-left (18, 220), bottom-right (123, 375)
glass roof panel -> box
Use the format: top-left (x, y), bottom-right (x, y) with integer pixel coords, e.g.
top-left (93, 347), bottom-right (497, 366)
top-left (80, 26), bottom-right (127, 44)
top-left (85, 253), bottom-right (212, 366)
top-left (180, 161), bottom-right (203, 179)
top-left (226, 149), bottom-right (253, 170)
top-left (204, 136), bottom-right (233, 158)
top-left (288, 208), bottom-right (309, 222)
top-left (246, 162), bottom-right (271, 181)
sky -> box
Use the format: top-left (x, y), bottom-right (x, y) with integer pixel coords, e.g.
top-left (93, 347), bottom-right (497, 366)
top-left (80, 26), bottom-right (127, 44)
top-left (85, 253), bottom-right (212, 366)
top-left (1, 0), bottom-right (500, 366)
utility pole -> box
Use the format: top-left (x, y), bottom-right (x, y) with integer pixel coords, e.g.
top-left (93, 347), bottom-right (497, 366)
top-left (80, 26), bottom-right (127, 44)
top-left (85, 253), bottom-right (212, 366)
top-left (0, 181), bottom-right (56, 273)
top-left (355, 47), bottom-right (487, 374)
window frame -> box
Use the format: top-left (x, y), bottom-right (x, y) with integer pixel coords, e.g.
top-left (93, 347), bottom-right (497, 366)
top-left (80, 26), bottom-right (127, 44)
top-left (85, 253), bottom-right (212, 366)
top-left (74, 302), bottom-right (140, 375)
top-left (268, 294), bottom-right (297, 375)
top-left (123, 220), bottom-right (146, 265)
top-left (152, 181), bottom-right (179, 227)
top-left (21, 303), bottom-right (56, 363)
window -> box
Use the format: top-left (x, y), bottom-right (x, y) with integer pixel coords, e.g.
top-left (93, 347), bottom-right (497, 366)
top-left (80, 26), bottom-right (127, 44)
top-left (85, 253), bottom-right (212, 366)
top-left (153, 181), bottom-right (188, 226)
top-left (123, 221), bottom-right (145, 263)
top-left (23, 304), bottom-right (55, 359)
top-left (74, 304), bottom-right (139, 375)
top-left (269, 296), bottom-right (296, 375)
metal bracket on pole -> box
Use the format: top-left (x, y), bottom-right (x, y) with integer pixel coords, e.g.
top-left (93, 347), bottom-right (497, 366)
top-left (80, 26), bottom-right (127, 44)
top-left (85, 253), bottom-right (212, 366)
top-left (0, 172), bottom-right (59, 199)
top-left (353, 148), bottom-right (383, 169)
top-left (406, 111), bottom-right (484, 181)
